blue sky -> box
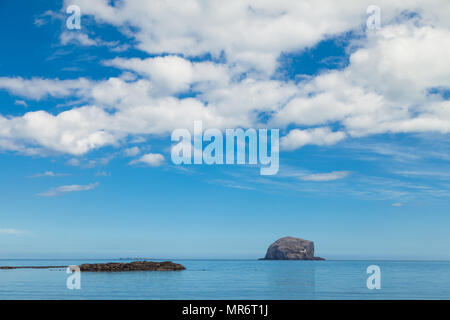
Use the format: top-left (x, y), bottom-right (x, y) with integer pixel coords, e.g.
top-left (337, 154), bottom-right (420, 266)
top-left (0, 0), bottom-right (449, 260)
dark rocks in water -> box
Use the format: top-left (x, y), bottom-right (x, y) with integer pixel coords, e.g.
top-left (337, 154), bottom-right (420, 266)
top-left (1, 261), bottom-right (186, 271)
top-left (0, 265), bottom-right (66, 270)
top-left (78, 261), bottom-right (186, 272)
top-left (261, 236), bottom-right (325, 260)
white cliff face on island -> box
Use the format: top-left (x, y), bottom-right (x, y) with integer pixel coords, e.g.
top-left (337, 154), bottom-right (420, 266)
top-left (262, 236), bottom-right (325, 260)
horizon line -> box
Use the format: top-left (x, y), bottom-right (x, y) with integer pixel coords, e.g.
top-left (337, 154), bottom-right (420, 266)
top-left (1, 258), bottom-right (450, 262)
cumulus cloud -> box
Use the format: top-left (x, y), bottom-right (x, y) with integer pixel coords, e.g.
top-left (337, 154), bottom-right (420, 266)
top-left (0, 0), bottom-right (448, 160)
top-left (349, 24), bottom-right (450, 103)
top-left (274, 22), bottom-right (450, 137)
top-left (37, 182), bottom-right (99, 197)
top-left (280, 127), bottom-right (346, 151)
top-left (0, 106), bottom-right (119, 155)
top-left (0, 77), bottom-right (91, 100)
top-left (129, 153), bottom-right (165, 167)
top-left (300, 171), bottom-right (351, 182)
top-left (64, 0), bottom-right (447, 74)
top-left (104, 56), bottom-right (230, 94)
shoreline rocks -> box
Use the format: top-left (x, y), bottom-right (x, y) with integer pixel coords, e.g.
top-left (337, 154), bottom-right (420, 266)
top-left (0, 265), bottom-right (66, 270)
top-left (261, 236), bottom-right (325, 260)
top-left (0, 261), bottom-right (186, 271)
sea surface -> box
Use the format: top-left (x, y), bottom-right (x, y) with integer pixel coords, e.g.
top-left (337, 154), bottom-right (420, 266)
top-left (0, 259), bottom-right (449, 299)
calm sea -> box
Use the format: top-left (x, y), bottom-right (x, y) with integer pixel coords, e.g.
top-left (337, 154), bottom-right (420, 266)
top-left (0, 259), bottom-right (449, 299)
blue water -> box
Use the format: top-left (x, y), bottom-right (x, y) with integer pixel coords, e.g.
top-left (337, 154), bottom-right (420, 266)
top-left (0, 259), bottom-right (449, 299)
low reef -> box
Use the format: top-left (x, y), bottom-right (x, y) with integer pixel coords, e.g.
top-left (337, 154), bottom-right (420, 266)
top-left (78, 261), bottom-right (185, 271)
top-left (0, 260), bottom-right (186, 271)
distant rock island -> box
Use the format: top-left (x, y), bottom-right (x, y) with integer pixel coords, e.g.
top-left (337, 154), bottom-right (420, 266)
top-left (0, 261), bottom-right (186, 271)
top-left (261, 236), bottom-right (325, 260)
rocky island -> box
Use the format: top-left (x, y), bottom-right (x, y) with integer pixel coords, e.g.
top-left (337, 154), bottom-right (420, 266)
top-left (78, 261), bottom-right (185, 271)
top-left (0, 261), bottom-right (185, 271)
top-left (261, 236), bottom-right (325, 260)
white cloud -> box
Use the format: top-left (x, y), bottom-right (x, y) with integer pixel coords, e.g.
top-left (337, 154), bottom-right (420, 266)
top-left (0, 1), bottom-right (448, 158)
top-left (274, 22), bottom-right (450, 137)
top-left (14, 100), bottom-right (28, 107)
top-left (200, 78), bottom-right (298, 125)
top-left (60, 32), bottom-right (98, 46)
top-left (300, 171), bottom-right (351, 182)
top-left (280, 127), bottom-right (346, 151)
top-left (34, 10), bottom-right (62, 27)
top-left (104, 56), bottom-right (230, 94)
top-left (129, 153), bottom-right (165, 167)
top-left (65, 0), bottom-right (447, 74)
top-left (124, 146), bottom-right (140, 157)
top-left (0, 77), bottom-right (91, 100)
top-left (0, 106), bottom-right (118, 155)
top-left (0, 89), bottom-right (229, 155)
top-left (0, 228), bottom-right (26, 235)
top-left (60, 31), bottom-right (129, 51)
top-left (37, 182), bottom-right (99, 197)
top-left (95, 171), bottom-right (110, 177)
top-left (34, 17), bottom-right (48, 27)
top-left (29, 171), bottom-right (68, 178)
top-left (349, 24), bottom-right (450, 103)
top-left (67, 158), bottom-right (81, 166)
top-left (392, 202), bottom-right (404, 207)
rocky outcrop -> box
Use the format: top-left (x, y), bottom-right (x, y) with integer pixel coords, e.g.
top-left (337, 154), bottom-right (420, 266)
top-left (78, 261), bottom-right (186, 271)
top-left (262, 236), bottom-right (325, 260)
top-left (1, 261), bottom-right (186, 271)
